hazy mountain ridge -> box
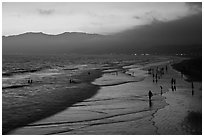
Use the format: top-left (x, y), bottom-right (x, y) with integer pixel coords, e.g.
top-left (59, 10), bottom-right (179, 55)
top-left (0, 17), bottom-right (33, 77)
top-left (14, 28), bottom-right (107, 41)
top-left (3, 13), bottom-right (202, 55)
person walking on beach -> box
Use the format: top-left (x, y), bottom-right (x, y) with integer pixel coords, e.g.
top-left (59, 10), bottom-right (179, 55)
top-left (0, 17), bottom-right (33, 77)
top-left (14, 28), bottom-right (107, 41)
top-left (171, 78), bottom-right (174, 91)
top-left (171, 78), bottom-right (174, 86)
top-left (153, 73), bottom-right (155, 83)
top-left (173, 79), bottom-right (176, 91)
top-left (155, 73), bottom-right (158, 83)
top-left (160, 86), bottom-right (163, 95)
top-left (28, 79), bottom-right (33, 84)
top-left (148, 90), bottom-right (153, 101)
top-left (166, 65), bottom-right (168, 72)
top-left (192, 82), bottom-right (194, 96)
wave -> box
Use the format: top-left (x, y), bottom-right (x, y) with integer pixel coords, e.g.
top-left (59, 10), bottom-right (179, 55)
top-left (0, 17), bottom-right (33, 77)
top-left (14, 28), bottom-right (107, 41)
top-left (2, 84), bottom-right (29, 90)
top-left (2, 68), bottom-right (43, 77)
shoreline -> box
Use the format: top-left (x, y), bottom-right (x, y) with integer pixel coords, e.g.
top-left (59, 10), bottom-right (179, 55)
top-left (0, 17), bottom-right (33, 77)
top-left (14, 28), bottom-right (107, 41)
top-left (3, 69), bottom-right (103, 134)
top-left (4, 57), bottom-right (202, 135)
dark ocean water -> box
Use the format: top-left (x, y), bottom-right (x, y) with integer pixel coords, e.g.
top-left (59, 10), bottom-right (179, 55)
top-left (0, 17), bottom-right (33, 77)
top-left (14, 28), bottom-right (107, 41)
top-left (2, 54), bottom-right (159, 89)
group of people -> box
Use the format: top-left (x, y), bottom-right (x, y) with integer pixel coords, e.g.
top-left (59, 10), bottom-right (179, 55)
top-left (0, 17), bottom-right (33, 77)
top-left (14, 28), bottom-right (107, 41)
top-left (147, 64), bottom-right (196, 107)
top-left (148, 65), bottom-right (168, 84)
top-left (147, 65), bottom-right (169, 106)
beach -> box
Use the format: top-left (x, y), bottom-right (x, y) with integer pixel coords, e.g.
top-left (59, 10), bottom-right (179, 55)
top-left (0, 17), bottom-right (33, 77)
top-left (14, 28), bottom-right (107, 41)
top-left (4, 56), bottom-right (201, 135)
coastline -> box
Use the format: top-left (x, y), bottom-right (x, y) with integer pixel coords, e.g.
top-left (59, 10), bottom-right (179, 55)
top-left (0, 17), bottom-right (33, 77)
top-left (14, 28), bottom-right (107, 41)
top-left (3, 69), bottom-right (103, 134)
top-left (4, 57), bottom-right (202, 135)
top-left (8, 59), bottom-right (173, 135)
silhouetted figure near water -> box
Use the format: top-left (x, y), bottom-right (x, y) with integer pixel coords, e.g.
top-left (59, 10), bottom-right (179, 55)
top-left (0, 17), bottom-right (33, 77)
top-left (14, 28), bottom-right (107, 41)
top-left (172, 85), bottom-right (174, 91)
top-left (149, 100), bottom-right (152, 108)
top-left (174, 85), bottom-right (176, 91)
top-left (160, 86), bottom-right (163, 95)
top-left (148, 90), bottom-right (153, 101)
top-left (192, 82), bottom-right (194, 96)
top-left (171, 78), bottom-right (174, 86)
top-left (28, 79), bottom-right (33, 84)
top-left (155, 73), bottom-right (158, 83)
top-left (173, 79), bottom-right (176, 91)
top-left (166, 65), bottom-right (168, 72)
top-left (88, 72), bottom-right (90, 75)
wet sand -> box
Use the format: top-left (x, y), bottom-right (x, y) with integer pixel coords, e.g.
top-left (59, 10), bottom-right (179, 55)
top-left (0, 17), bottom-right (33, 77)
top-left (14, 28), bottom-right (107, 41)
top-left (3, 69), bottom-right (102, 134)
top-left (7, 58), bottom-right (202, 135)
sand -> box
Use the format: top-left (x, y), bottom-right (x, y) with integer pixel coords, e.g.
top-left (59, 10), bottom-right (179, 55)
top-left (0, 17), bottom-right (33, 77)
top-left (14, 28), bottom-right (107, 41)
top-left (7, 58), bottom-right (202, 135)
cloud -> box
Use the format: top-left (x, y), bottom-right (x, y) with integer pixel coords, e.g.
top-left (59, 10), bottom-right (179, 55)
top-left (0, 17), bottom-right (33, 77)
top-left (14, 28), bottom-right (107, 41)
top-left (186, 2), bottom-right (202, 13)
top-left (133, 16), bottom-right (141, 19)
top-left (38, 9), bottom-right (55, 15)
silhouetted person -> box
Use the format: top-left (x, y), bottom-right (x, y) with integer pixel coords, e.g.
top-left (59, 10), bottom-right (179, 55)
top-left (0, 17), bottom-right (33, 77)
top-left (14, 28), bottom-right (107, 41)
top-left (160, 86), bottom-right (163, 95)
top-left (166, 65), bottom-right (168, 72)
top-left (171, 78), bottom-right (174, 86)
top-left (192, 82), bottom-right (194, 96)
top-left (70, 79), bottom-right (72, 83)
top-left (172, 85), bottom-right (174, 91)
top-left (149, 100), bottom-right (152, 108)
top-left (28, 79), bottom-right (32, 84)
top-left (156, 78), bottom-right (158, 83)
top-left (88, 72), bottom-right (90, 75)
top-left (173, 79), bottom-right (176, 91)
top-left (148, 90), bottom-right (153, 101)
top-left (174, 85), bottom-right (176, 91)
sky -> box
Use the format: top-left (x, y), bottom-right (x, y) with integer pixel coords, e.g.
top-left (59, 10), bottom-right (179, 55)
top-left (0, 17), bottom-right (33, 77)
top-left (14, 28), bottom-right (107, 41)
top-left (2, 2), bottom-right (202, 36)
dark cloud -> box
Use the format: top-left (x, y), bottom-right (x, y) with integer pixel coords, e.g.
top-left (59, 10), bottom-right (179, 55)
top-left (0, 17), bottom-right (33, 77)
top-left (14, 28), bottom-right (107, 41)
top-left (111, 13), bottom-right (202, 54)
top-left (38, 9), bottom-right (55, 15)
top-left (186, 2), bottom-right (202, 12)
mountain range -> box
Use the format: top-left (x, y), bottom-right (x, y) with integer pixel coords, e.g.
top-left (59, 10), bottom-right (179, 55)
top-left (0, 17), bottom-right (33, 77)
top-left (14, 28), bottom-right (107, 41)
top-left (3, 13), bottom-right (202, 55)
